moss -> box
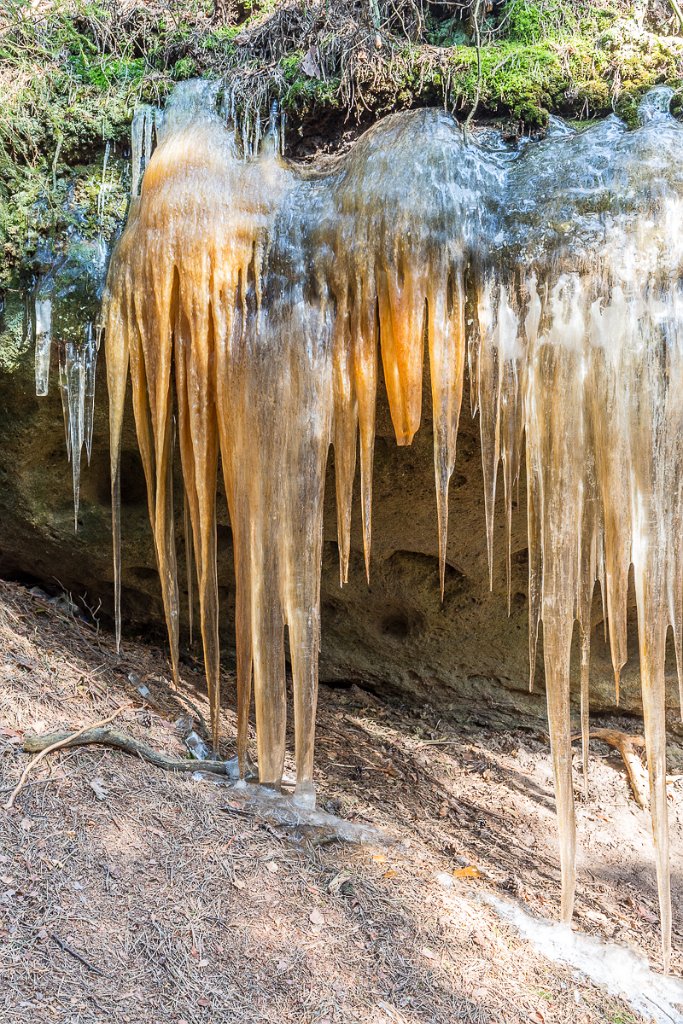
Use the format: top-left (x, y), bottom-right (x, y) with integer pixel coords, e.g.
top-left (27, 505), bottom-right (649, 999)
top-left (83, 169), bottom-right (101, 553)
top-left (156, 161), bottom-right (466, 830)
top-left (1, 0), bottom-right (682, 285)
top-left (0, 293), bottom-right (29, 375)
top-left (503, 0), bottom-right (623, 43)
top-left (199, 26), bottom-right (241, 53)
top-left (279, 52), bottom-right (341, 115)
top-left (173, 56), bottom-right (199, 79)
top-left (425, 15), bottom-right (469, 47)
top-left (447, 40), bottom-right (568, 125)
top-left (505, 1), bottom-right (552, 43)
top-left (68, 53), bottom-right (147, 90)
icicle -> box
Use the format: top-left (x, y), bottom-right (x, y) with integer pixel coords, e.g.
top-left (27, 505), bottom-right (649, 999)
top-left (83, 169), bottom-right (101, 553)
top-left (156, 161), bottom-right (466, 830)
top-left (475, 276), bottom-right (522, 591)
top-left (97, 142), bottom-right (111, 222)
top-left (427, 264), bottom-right (465, 596)
top-left (130, 104), bottom-right (161, 197)
top-left (184, 489), bottom-right (194, 645)
top-left (58, 343), bottom-right (71, 462)
top-left (351, 276), bottom-right (378, 582)
top-left (84, 323), bottom-right (98, 465)
top-left (53, 323), bottom-right (100, 528)
top-left (34, 294), bottom-right (52, 397)
top-left (580, 628), bottom-right (591, 799)
top-left (102, 225), bottom-right (132, 652)
top-left (331, 290), bottom-right (357, 586)
top-left (266, 100), bottom-right (280, 157)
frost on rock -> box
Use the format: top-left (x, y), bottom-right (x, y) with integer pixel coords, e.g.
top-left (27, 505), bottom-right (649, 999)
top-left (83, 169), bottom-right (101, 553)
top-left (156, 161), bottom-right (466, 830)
top-left (104, 81), bottom-right (683, 964)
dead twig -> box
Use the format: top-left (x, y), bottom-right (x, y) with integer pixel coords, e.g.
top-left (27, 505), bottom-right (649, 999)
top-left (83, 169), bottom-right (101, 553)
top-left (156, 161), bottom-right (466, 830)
top-left (4, 704), bottom-right (131, 810)
top-left (50, 933), bottom-right (105, 976)
top-left (670, 0), bottom-right (683, 33)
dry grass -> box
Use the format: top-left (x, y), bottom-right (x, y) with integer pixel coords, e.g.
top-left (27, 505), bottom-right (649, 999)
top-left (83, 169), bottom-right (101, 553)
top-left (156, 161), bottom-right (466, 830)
top-left (0, 577), bottom-right (680, 1022)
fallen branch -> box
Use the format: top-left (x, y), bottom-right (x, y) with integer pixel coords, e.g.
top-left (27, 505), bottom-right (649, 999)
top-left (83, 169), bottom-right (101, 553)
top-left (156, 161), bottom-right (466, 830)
top-left (4, 704), bottom-right (131, 810)
top-left (21, 726), bottom-right (232, 778)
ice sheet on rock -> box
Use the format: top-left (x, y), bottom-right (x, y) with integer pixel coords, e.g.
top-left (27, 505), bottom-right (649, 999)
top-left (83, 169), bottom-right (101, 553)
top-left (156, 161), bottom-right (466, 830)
top-left (104, 79), bottom-right (683, 964)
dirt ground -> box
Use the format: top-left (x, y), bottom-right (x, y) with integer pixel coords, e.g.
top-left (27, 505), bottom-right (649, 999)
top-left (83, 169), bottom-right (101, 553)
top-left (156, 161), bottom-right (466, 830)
top-left (0, 578), bottom-right (681, 1024)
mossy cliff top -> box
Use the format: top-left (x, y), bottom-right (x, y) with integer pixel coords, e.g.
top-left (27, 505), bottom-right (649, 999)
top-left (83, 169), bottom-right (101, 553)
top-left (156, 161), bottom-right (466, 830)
top-left (2, 0), bottom-right (683, 289)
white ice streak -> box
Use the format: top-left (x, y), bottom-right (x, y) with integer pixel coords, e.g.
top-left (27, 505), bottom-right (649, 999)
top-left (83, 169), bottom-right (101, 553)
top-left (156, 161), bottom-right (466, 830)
top-left (486, 893), bottom-right (683, 1024)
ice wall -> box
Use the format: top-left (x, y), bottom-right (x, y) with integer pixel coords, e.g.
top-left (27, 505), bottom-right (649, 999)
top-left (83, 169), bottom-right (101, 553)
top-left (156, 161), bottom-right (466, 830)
top-left (103, 82), bottom-right (683, 965)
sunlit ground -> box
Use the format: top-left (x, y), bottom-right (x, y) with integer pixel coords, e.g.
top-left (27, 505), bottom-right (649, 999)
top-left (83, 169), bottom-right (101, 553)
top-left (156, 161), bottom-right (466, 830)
top-left (0, 579), bottom-right (680, 1024)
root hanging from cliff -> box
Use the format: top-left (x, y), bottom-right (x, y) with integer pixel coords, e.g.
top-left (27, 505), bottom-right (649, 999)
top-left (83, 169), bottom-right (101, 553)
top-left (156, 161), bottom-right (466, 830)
top-left (103, 81), bottom-right (683, 964)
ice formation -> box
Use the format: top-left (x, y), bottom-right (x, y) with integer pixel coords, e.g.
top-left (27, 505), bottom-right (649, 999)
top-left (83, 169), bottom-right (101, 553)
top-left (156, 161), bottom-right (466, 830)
top-left (33, 277), bottom-right (100, 528)
top-left (33, 132), bottom-right (112, 526)
top-left (58, 323), bottom-right (100, 527)
top-left (485, 893), bottom-right (683, 1022)
top-left (130, 104), bottom-right (162, 198)
top-left (103, 81), bottom-right (683, 964)
top-left (33, 293), bottom-right (53, 398)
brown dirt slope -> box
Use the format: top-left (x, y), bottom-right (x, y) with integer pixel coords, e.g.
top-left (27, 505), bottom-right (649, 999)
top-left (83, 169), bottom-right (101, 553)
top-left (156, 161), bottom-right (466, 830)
top-left (0, 578), bottom-right (681, 1023)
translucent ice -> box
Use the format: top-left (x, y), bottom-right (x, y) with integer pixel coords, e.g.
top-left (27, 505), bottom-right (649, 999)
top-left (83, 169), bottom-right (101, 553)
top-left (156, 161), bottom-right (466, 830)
top-left (486, 893), bottom-right (683, 1023)
top-left (58, 323), bottom-right (99, 529)
top-left (130, 103), bottom-right (162, 197)
top-left (34, 294), bottom-right (52, 397)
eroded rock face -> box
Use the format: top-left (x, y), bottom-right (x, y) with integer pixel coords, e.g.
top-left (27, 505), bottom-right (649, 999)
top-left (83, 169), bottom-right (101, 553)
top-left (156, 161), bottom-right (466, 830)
top-left (0, 290), bottom-right (674, 720)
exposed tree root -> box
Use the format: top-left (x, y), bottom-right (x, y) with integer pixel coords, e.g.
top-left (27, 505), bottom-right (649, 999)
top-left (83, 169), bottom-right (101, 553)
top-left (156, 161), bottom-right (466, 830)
top-left (21, 725), bottom-right (231, 777)
top-left (573, 729), bottom-right (648, 810)
top-left (4, 705), bottom-right (131, 810)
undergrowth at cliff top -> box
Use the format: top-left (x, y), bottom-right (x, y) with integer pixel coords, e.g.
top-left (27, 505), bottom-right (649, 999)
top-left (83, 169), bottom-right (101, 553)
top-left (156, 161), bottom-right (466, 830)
top-left (1, 0), bottom-right (683, 287)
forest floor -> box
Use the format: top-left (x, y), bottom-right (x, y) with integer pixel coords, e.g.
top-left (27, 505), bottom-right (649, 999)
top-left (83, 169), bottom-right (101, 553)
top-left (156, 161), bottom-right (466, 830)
top-left (0, 577), bottom-right (682, 1024)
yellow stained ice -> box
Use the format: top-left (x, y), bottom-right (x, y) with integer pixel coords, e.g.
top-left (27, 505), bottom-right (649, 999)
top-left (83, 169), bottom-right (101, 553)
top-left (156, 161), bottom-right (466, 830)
top-left (103, 82), bottom-right (683, 963)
